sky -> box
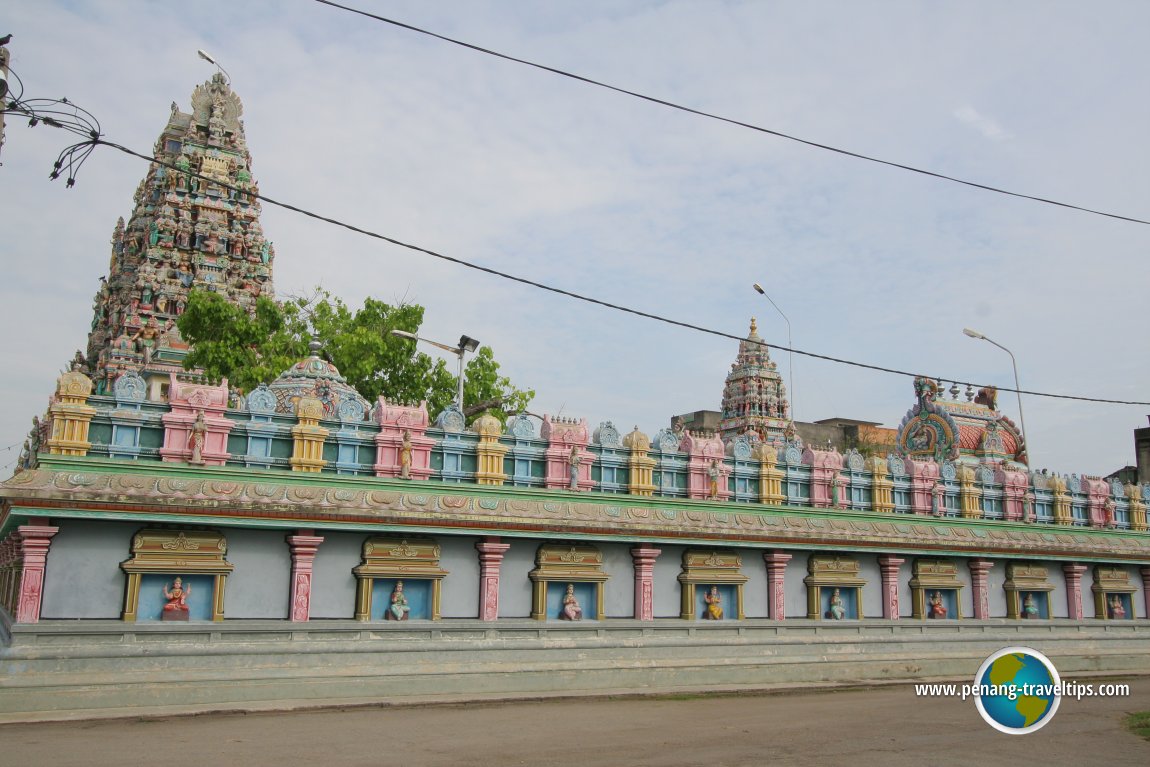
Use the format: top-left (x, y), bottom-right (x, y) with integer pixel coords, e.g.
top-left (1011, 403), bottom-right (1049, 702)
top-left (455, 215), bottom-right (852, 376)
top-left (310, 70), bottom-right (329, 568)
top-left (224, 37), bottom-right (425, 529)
top-left (1, 0), bottom-right (1148, 478)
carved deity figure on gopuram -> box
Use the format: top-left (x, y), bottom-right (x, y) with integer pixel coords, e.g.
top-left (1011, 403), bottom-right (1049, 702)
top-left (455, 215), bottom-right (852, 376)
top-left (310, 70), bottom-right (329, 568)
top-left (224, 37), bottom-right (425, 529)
top-left (83, 74), bottom-right (276, 395)
top-left (719, 318), bottom-right (790, 445)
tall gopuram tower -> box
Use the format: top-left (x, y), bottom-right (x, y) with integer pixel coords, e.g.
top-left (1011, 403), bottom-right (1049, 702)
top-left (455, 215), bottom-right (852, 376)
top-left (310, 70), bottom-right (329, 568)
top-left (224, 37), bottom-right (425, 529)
top-left (719, 318), bottom-right (790, 444)
top-left (84, 73), bottom-right (274, 397)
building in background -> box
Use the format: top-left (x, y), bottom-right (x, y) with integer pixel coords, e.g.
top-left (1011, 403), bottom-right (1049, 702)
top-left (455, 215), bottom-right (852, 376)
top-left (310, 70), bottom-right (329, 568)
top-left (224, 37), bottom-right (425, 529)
top-left (1136, 418), bottom-right (1150, 484)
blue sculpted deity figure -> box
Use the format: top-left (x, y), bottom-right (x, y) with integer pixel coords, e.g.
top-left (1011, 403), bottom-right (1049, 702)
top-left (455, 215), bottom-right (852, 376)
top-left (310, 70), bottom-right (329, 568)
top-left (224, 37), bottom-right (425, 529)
top-left (828, 588), bottom-right (846, 620)
top-left (386, 581), bottom-right (410, 621)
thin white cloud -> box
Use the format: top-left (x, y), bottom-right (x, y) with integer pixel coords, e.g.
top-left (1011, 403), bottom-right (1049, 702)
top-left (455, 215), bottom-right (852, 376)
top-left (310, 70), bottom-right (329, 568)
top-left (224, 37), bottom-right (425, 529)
top-left (953, 105), bottom-right (1012, 141)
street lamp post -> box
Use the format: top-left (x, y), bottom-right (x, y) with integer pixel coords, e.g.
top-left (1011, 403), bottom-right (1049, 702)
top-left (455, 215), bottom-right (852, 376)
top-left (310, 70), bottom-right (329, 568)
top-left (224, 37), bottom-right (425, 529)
top-left (752, 283), bottom-right (795, 421)
top-left (197, 49), bottom-right (232, 84)
top-left (391, 330), bottom-right (480, 410)
top-left (963, 327), bottom-right (1030, 463)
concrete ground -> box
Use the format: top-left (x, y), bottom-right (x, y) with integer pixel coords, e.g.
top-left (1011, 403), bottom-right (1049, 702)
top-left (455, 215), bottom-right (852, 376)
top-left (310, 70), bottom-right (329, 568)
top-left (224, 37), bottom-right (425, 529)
top-left (0, 682), bottom-right (1146, 767)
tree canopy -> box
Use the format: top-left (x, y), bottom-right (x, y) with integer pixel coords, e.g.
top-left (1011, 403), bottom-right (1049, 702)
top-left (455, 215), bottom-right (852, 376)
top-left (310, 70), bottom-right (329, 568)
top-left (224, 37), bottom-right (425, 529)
top-left (177, 289), bottom-right (533, 422)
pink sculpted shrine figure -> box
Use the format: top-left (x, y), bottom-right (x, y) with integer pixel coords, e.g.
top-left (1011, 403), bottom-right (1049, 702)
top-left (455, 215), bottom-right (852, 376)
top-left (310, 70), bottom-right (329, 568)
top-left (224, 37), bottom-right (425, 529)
top-left (187, 410), bottom-right (207, 464)
top-left (162, 576), bottom-right (190, 619)
top-left (708, 460), bottom-right (721, 500)
top-left (559, 583), bottom-right (583, 620)
top-left (928, 590), bottom-right (947, 619)
top-left (399, 430), bottom-right (413, 479)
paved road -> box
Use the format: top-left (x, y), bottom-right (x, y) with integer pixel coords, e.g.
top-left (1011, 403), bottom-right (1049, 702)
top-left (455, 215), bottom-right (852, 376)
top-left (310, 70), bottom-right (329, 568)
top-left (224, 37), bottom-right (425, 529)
top-left (1, 682), bottom-right (1147, 766)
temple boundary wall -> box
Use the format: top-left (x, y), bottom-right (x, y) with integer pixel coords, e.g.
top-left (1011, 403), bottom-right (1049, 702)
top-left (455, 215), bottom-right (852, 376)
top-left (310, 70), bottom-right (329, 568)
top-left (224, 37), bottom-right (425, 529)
top-left (2, 616), bottom-right (1148, 722)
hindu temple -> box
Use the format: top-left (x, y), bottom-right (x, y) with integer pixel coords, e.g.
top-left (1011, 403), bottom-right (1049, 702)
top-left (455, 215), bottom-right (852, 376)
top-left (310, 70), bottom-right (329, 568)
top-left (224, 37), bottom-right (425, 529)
top-left (718, 318), bottom-right (789, 444)
top-left (84, 72), bottom-right (273, 399)
top-left (1, 76), bottom-right (1147, 719)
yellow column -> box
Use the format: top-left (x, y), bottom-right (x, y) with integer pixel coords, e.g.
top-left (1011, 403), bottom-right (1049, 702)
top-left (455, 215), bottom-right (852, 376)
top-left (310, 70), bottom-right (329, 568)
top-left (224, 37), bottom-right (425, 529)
top-left (290, 396), bottom-right (328, 472)
top-left (756, 443), bottom-right (785, 505)
top-left (867, 456), bottom-right (894, 513)
top-left (47, 370), bottom-right (96, 456)
top-left (1127, 483), bottom-right (1147, 532)
top-left (1051, 475), bottom-right (1072, 526)
top-left (958, 466), bottom-right (982, 519)
top-left (473, 413), bottom-right (508, 486)
top-left (623, 427), bottom-right (656, 496)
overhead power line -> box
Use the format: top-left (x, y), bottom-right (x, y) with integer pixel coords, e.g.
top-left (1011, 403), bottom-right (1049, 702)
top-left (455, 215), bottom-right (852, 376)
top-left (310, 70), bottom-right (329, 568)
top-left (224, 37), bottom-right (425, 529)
top-left (311, 0), bottom-right (1150, 227)
top-left (55, 133), bottom-right (1150, 408)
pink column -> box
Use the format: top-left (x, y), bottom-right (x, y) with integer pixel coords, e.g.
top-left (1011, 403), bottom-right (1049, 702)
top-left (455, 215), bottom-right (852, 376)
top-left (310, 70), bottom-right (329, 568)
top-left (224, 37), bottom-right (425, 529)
top-left (878, 555), bottom-right (905, 619)
top-left (681, 431), bottom-right (730, 501)
top-left (630, 545), bottom-right (661, 620)
top-left (15, 524), bottom-right (59, 624)
top-left (763, 551), bottom-right (792, 620)
top-left (159, 376), bottom-right (233, 465)
top-left (803, 447), bottom-right (843, 508)
top-left (1002, 469), bottom-right (1028, 522)
top-left (1062, 563), bottom-right (1086, 620)
top-left (0, 535), bottom-right (16, 613)
top-left (476, 537), bottom-right (510, 621)
top-left (907, 459), bottom-right (941, 515)
top-left (5, 536), bottom-right (20, 613)
top-left (1082, 478), bottom-right (1109, 528)
top-left (0, 538), bottom-right (14, 616)
top-left (968, 559), bottom-right (995, 619)
top-left (374, 400), bottom-right (434, 480)
top-left (1141, 567), bottom-right (1150, 620)
top-left (286, 531), bottom-right (324, 622)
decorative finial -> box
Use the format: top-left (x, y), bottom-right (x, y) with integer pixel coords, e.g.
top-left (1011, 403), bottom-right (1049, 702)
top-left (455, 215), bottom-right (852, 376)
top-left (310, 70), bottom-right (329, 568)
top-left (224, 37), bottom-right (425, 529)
top-left (749, 317), bottom-right (758, 335)
top-left (965, 384), bottom-right (974, 402)
top-left (308, 335), bottom-right (323, 356)
top-left (949, 381), bottom-right (960, 399)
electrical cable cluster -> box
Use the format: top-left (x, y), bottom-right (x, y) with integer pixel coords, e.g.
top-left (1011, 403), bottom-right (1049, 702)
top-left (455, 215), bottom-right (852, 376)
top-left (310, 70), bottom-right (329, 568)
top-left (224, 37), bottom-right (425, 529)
top-left (3, 63), bottom-right (104, 186)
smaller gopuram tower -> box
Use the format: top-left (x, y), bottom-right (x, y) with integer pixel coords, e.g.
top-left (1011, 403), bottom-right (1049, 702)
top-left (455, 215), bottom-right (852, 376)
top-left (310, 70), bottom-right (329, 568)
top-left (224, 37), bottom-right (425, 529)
top-left (84, 74), bottom-right (274, 397)
top-left (719, 318), bottom-right (790, 444)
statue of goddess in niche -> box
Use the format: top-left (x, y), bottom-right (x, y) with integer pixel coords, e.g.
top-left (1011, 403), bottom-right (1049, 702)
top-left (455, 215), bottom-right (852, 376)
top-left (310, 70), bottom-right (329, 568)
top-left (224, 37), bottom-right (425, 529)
top-left (1022, 592), bottom-right (1040, 619)
top-left (568, 446), bottom-right (581, 491)
top-left (1108, 594), bottom-right (1126, 620)
top-left (162, 576), bottom-right (190, 617)
top-left (559, 583), bottom-right (583, 621)
top-left (386, 581), bottom-right (410, 621)
top-left (188, 410), bottom-right (207, 464)
top-left (399, 430), bottom-right (413, 479)
top-left (928, 590), bottom-right (947, 619)
top-left (703, 585), bottom-right (723, 620)
top-left (827, 588), bottom-right (846, 620)
top-left (708, 460), bottom-right (721, 500)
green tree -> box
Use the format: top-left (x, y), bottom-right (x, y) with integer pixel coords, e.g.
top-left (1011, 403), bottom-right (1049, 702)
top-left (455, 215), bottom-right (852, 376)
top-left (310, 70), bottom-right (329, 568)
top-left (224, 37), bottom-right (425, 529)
top-left (460, 345), bottom-right (535, 423)
top-left (178, 289), bottom-right (532, 422)
top-left (176, 292), bottom-right (299, 392)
